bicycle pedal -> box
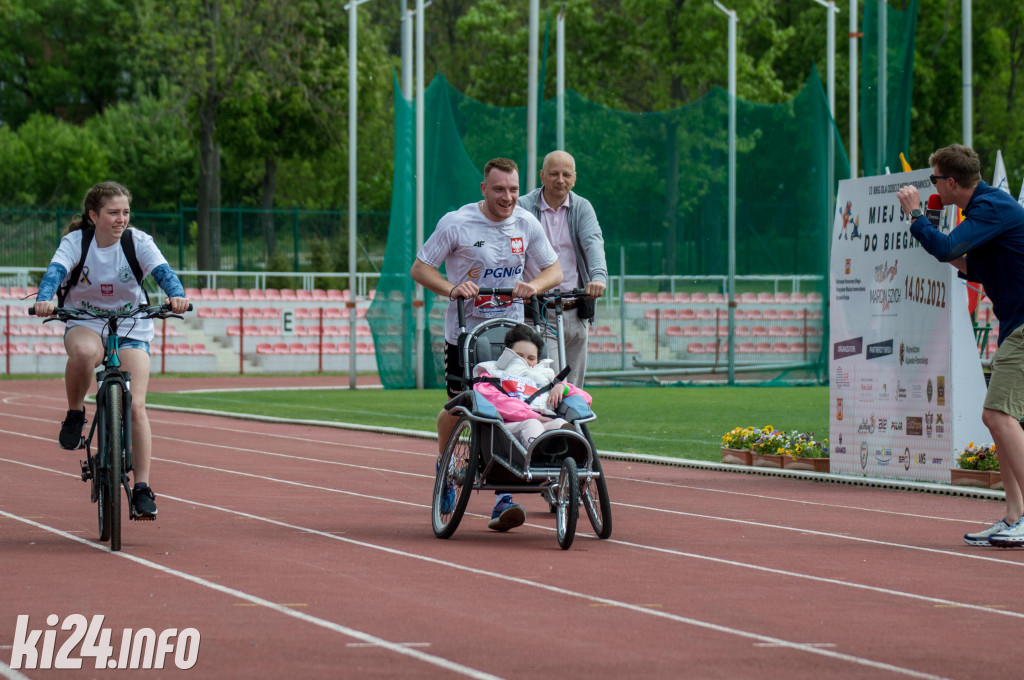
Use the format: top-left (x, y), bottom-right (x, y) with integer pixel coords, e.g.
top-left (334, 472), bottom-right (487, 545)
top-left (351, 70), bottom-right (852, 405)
top-left (131, 515), bottom-right (156, 522)
top-left (80, 461), bottom-right (92, 482)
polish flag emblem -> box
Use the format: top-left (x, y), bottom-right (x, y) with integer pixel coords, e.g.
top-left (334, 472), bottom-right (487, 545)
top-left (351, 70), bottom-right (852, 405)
top-left (101, 284), bottom-right (114, 296)
top-left (510, 237), bottom-right (524, 254)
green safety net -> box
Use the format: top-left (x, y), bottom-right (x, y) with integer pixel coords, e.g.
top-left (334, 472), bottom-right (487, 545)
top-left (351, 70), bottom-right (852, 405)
top-left (860, 0), bottom-right (918, 176)
top-left (370, 68), bottom-right (849, 389)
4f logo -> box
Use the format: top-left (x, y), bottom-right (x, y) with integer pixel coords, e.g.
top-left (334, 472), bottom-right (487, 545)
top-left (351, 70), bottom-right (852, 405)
top-left (509, 237), bottom-right (524, 254)
top-left (473, 241), bottom-right (485, 247)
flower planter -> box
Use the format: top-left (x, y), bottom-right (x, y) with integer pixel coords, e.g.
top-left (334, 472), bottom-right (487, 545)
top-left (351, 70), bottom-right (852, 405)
top-left (783, 456), bottom-right (830, 473)
top-left (950, 469), bottom-right (1003, 490)
top-left (721, 447), bottom-right (753, 465)
top-left (752, 453), bottom-right (785, 468)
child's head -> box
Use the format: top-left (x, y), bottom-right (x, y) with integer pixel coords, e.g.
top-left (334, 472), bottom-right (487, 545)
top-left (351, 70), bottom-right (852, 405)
top-left (503, 324), bottom-right (544, 367)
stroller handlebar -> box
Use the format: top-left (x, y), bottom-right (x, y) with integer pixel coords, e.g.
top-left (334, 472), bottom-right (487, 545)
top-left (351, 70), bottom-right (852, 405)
top-left (453, 287), bottom-right (589, 329)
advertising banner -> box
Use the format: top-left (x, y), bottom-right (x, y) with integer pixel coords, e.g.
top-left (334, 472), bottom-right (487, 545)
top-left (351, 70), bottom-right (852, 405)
top-left (829, 170), bottom-right (988, 482)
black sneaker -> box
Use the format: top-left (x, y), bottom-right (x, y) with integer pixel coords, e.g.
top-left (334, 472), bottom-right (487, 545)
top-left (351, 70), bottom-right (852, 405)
top-left (132, 487), bottom-right (158, 520)
top-left (58, 409), bottom-right (87, 450)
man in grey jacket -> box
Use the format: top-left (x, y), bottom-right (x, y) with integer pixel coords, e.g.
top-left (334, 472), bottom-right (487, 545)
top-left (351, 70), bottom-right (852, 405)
top-left (519, 150), bottom-right (608, 386)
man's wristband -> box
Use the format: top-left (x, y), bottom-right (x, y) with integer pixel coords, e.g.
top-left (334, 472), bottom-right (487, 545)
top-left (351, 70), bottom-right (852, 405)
top-left (448, 284), bottom-right (457, 300)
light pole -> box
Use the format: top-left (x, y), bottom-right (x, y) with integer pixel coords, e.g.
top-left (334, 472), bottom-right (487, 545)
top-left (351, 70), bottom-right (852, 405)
top-left (849, 0), bottom-right (859, 178)
top-left (557, 4), bottom-right (565, 151)
top-left (401, 1), bottom-right (412, 101)
top-left (877, 0), bottom-right (886, 172)
top-left (346, 0), bottom-right (375, 388)
top-left (813, 0), bottom-right (839, 258)
top-left (713, 0), bottom-right (737, 384)
top-left (527, 0), bottom-right (539, 191)
top-left (414, 0), bottom-right (427, 388)
top-left (962, 0), bottom-right (972, 146)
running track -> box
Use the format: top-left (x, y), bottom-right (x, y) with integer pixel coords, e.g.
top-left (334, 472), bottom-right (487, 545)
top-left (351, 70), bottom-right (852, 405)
top-left (2, 377), bottom-right (1024, 679)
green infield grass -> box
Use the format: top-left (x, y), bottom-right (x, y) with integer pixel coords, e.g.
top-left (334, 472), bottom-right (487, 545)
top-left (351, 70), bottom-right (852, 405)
top-left (147, 386), bottom-right (829, 462)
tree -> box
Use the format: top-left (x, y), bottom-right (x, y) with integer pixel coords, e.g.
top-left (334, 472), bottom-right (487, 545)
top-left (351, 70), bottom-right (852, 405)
top-left (134, 0), bottom-right (340, 273)
top-left (85, 93), bottom-right (198, 211)
top-left (15, 112), bottom-right (109, 206)
top-left (216, 9), bottom-right (391, 261)
top-left (0, 0), bottom-right (138, 127)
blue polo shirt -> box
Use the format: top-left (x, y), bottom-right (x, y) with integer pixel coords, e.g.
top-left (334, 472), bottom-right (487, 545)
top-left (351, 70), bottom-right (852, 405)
top-left (909, 181), bottom-right (1024, 344)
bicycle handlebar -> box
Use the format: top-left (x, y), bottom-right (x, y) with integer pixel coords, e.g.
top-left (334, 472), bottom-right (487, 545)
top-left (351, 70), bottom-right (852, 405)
top-left (29, 303), bottom-right (193, 321)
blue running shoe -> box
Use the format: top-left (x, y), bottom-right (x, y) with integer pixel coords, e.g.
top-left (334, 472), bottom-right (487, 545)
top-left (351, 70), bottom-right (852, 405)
top-left (488, 494), bottom-right (526, 531)
top-left (440, 484), bottom-right (457, 514)
top-left (437, 459), bottom-right (457, 514)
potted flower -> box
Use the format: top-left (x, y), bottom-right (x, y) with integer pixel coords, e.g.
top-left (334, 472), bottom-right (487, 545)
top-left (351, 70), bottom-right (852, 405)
top-left (781, 430), bottom-right (830, 472)
top-left (951, 443), bottom-right (1002, 489)
top-left (720, 426), bottom-right (758, 465)
top-left (751, 426), bottom-right (788, 468)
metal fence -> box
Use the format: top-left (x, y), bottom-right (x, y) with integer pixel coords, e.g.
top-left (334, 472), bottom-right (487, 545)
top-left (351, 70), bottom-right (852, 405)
top-left (0, 206), bottom-right (390, 274)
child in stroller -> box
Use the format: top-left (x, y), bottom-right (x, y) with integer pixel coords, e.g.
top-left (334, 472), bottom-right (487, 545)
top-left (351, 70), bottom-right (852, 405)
top-left (472, 324), bottom-right (592, 530)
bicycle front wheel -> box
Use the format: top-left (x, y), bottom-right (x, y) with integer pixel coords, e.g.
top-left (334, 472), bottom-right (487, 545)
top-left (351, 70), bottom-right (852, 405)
top-left (105, 382), bottom-right (123, 551)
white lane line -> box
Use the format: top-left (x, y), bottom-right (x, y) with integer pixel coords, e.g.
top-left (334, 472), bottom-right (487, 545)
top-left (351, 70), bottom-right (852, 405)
top-left (0, 660), bottom-right (32, 680)
top-left (5, 451), bottom-right (1024, 632)
top-left (0, 426), bottom-right (1021, 573)
top-left (0, 496), bottom-right (954, 680)
top-left (616, 476), bottom-right (993, 525)
top-left (613, 500), bottom-right (1024, 568)
top-left (151, 435), bottom-right (431, 480)
top-left (0, 508), bottom-right (502, 680)
top-left (0, 409), bottom-right (435, 460)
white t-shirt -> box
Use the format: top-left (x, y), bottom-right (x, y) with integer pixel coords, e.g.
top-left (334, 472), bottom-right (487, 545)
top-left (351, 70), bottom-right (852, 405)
top-left (417, 203), bottom-right (558, 344)
top-left (51, 228), bottom-right (167, 342)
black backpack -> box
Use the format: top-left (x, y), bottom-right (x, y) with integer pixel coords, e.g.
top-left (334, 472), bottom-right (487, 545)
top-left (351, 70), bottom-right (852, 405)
top-left (56, 226), bottom-right (147, 307)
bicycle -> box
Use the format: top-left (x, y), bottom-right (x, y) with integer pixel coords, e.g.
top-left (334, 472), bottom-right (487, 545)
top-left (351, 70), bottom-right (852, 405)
top-left (31, 303), bottom-right (191, 551)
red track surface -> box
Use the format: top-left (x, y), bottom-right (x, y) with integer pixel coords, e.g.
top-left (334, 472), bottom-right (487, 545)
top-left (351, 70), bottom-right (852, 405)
top-left (3, 376), bottom-right (1024, 679)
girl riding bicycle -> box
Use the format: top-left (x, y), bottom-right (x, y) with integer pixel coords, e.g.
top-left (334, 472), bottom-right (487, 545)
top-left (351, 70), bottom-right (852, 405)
top-left (32, 181), bottom-right (189, 520)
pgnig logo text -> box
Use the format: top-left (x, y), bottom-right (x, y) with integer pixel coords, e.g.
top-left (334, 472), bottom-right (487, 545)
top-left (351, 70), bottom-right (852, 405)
top-left (10, 614), bottom-right (200, 670)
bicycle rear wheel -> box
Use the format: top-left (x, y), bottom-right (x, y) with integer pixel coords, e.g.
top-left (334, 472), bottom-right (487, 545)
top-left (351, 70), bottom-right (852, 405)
top-left (105, 382), bottom-right (123, 551)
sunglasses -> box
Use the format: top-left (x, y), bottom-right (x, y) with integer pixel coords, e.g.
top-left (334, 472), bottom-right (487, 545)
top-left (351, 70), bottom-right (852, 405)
top-left (929, 174), bottom-right (951, 185)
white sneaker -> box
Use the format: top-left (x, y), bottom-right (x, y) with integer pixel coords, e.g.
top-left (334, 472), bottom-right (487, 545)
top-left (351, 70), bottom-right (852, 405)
top-left (988, 517), bottom-right (1024, 548)
top-left (963, 519), bottom-right (1009, 546)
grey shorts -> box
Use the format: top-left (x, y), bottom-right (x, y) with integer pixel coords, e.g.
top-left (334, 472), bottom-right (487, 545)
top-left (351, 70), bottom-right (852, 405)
top-left (984, 324), bottom-right (1024, 419)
